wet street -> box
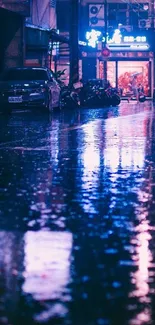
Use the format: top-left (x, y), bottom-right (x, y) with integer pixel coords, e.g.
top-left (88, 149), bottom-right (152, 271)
top-left (0, 102), bottom-right (155, 325)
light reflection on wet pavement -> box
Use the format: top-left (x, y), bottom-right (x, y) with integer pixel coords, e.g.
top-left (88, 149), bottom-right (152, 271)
top-left (0, 102), bottom-right (155, 324)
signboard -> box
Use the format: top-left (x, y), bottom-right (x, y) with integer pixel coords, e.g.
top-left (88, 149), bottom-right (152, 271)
top-left (81, 51), bottom-right (153, 59)
top-left (84, 29), bottom-right (150, 51)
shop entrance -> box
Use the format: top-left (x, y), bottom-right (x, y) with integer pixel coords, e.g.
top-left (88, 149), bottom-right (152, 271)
top-left (99, 59), bottom-right (152, 97)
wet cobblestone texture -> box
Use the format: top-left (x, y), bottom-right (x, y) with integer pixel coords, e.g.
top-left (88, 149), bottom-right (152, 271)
top-left (0, 102), bottom-right (155, 325)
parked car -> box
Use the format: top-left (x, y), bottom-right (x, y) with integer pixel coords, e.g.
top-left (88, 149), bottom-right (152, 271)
top-left (0, 67), bottom-right (61, 113)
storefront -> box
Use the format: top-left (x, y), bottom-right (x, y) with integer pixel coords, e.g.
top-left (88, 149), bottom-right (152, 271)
top-left (81, 29), bottom-right (154, 97)
top-left (99, 53), bottom-right (153, 97)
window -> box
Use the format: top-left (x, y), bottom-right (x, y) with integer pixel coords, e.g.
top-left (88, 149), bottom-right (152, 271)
top-left (139, 11), bottom-right (149, 19)
top-left (108, 3), bottom-right (127, 26)
top-left (117, 11), bottom-right (127, 25)
top-left (109, 3), bottom-right (117, 10)
top-left (129, 2), bottom-right (149, 24)
top-left (118, 4), bottom-right (127, 10)
top-left (131, 4), bottom-right (139, 11)
top-left (129, 12), bottom-right (139, 27)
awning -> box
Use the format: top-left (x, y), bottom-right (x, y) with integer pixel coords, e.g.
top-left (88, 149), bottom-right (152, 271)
top-left (26, 24), bottom-right (69, 44)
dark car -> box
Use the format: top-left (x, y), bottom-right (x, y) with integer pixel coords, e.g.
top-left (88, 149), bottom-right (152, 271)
top-left (0, 67), bottom-right (61, 112)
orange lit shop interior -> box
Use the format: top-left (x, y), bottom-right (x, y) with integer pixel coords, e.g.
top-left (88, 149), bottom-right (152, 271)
top-left (99, 59), bottom-right (153, 97)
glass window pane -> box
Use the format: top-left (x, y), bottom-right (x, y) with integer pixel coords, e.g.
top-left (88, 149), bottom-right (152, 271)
top-left (118, 61), bottom-right (150, 96)
top-left (107, 62), bottom-right (116, 87)
top-left (116, 11), bottom-right (127, 25)
top-left (99, 61), bottom-right (116, 87)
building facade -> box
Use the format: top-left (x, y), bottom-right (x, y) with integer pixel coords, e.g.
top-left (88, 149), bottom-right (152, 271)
top-left (0, 0), bottom-right (30, 71)
top-left (80, 0), bottom-right (155, 97)
top-left (25, 0), bottom-right (57, 67)
top-left (0, 0), bottom-right (60, 71)
top-left (25, 0), bottom-right (69, 69)
top-left (56, 0), bottom-right (155, 95)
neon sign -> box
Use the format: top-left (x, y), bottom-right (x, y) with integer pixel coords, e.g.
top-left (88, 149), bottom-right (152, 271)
top-left (79, 40), bottom-right (87, 46)
top-left (124, 36), bottom-right (146, 42)
top-left (86, 30), bottom-right (101, 48)
top-left (85, 29), bottom-right (149, 50)
top-left (109, 29), bottom-right (122, 44)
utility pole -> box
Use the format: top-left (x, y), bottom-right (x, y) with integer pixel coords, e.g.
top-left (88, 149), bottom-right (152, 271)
top-left (69, 0), bottom-right (79, 86)
top-left (103, 0), bottom-right (107, 81)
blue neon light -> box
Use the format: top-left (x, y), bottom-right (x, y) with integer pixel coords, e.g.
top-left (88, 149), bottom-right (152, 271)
top-left (86, 29), bottom-right (101, 48)
top-left (85, 29), bottom-right (148, 48)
